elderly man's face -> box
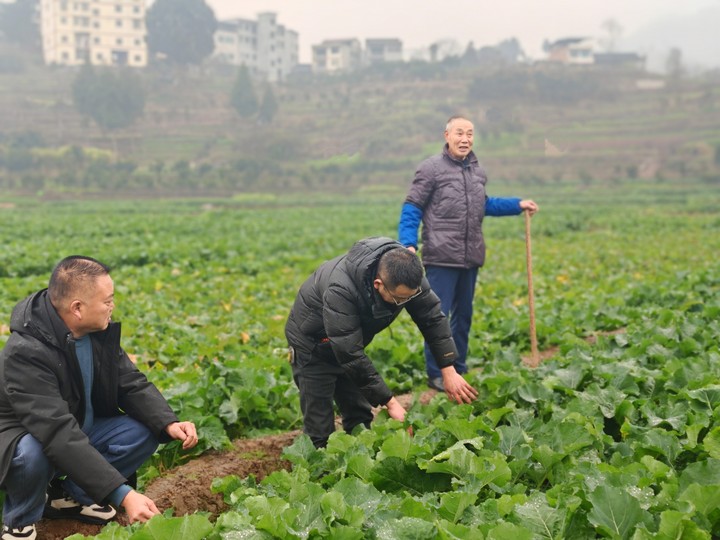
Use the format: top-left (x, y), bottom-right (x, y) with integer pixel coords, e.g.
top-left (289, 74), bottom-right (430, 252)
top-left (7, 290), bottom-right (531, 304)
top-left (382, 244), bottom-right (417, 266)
top-left (445, 118), bottom-right (474, 160)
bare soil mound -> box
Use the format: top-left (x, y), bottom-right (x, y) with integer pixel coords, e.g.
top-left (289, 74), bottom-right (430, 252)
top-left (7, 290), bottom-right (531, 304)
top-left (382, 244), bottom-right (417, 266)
top-left (36, 431), bottom-right (300, 539)
top-left (33, 390), bottom-right (440, 539)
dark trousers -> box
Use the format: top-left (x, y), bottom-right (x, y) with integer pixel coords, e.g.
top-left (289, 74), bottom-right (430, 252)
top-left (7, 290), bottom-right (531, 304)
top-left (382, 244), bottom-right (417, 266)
top-left (291, 348), bottom-right (374, 448)
top-left (423, 265), bottom-right (479, 379)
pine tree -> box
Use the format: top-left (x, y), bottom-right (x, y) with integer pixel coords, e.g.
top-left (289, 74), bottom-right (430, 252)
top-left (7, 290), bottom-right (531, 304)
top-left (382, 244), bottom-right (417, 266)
top-left (230, 65), bottom-right (258, 118)
top-left (258, 85), bottom-right (278, 125)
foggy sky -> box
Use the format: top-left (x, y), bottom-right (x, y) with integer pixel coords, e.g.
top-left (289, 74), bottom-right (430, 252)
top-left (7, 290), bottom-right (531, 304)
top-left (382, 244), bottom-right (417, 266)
top-left (204, 0), bottom-right (720, 69)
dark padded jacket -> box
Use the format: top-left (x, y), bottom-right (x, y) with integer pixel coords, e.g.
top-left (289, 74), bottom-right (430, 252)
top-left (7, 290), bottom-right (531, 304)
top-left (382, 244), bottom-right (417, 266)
top-left (405, 145), bottom-right (491, 268)
top-left (284, 237), bottom-right (458, 407)
top-left (0, 290), bottom-right (178, 503)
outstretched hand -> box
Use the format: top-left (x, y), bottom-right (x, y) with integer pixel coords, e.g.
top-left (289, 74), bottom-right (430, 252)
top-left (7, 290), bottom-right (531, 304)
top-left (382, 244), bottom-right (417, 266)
top-left (121, 490), bottom-right (161, 523)
top-left (165, 421), bottom-right (199, 450)
top-left (441, 367), bottom-right (479, 404)
top-left (385, 396), bottom-right (414, 436)
top-left (385, 396), bottom-right (407, 422)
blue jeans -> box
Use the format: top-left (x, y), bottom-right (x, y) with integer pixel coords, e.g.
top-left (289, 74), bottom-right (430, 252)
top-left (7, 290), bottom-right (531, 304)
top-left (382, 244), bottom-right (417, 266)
top-left (2, 416), bottom-right (158, 529)
top-left (423, 265), bottom-right (479, 379)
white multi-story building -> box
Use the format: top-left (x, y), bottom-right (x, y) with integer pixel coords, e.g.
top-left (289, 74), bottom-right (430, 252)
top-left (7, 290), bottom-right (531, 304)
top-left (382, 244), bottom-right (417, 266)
top-left (545, 37), bottom-right (596, 65)
top-left (365, 38), bottom-right (403, 64)
top-left (212, 12), bottom-right (298, 82)
top-left (312, 38), bottom-right (362, 73)
top-left (40, 0), bottom-right (147, 67)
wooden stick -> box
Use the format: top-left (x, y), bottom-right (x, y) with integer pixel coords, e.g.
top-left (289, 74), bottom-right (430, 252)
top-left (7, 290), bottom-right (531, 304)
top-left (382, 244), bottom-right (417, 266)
top-left (525, 209), bottom-right (540, 367)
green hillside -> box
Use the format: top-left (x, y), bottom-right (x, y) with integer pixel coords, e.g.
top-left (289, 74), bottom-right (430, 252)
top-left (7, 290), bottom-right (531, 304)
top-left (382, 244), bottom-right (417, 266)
top-left (1, 44), bottom-right (719, 194)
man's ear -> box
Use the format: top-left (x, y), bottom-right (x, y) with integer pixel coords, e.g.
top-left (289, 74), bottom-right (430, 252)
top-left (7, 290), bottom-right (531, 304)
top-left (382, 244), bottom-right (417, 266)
top-left (373, 278), bottom-right (382, 291)
top-left (69, 299), bottom-right (83, 320)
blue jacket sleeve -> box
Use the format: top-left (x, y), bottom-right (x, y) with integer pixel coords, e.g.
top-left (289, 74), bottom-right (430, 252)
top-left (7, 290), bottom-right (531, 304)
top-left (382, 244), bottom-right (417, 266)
top-left (486, 196), bottom-right (522, 217)
top-left (398, 202), bottom-right (423, 248)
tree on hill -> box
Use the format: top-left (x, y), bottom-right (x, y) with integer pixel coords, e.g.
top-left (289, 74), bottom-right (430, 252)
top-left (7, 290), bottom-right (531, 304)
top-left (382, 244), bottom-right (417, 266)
top-left (0, 0), bottom-right (39, 51)
top-left (666, 47), bottom-right (685, 82)
top-left (600, 18), bottom-right (623, 52)
top-left (258, 85), bottom-right (278, 125)
top-left (497, 38), bottom-right (525, 63)
top-left (146, 0), bottom-right (217, 65)
top-left (72, 65), bottom-right (145, 151)
top-left (230, 65), bottom-right (258, 118)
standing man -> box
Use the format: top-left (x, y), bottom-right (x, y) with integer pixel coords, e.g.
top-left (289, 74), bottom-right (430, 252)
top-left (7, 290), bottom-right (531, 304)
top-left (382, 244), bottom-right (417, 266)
top-left (0, 256), bottom-right (199, 540)
top-left (285, 237), bottom-right (478, 449)
top-left (398, 115), bottom-right (539, 392)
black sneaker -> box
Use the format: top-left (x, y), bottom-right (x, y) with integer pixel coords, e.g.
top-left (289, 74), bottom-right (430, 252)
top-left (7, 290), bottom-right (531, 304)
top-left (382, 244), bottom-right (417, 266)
top-left (43, 495), bottom-right (117, 525)
top-left (428, 377), bottom-right (445, 392)
top-left (1, 524), bottom-right (37, 540)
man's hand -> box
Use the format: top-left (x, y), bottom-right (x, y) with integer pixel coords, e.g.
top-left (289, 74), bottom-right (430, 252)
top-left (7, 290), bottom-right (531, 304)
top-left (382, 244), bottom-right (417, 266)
top-left (120, 490), bottom-right (161, 523)
top-left (520, 200), bottom-right (539, 216)
top-left (384, 397), bottom-right (413, 436)
top-left (440, 367), bottom-right (479, 404)
top-left (406, 246), bottom-right (417, 254)
top-left (385, 396), bottom-right (407, 422)
top-left (165, 421), bottom-right (198, 450)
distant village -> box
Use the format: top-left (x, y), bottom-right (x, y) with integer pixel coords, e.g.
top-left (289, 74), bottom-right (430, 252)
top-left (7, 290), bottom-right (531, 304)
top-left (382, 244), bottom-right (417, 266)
top-left (17, 1), bottom-right (646, 82)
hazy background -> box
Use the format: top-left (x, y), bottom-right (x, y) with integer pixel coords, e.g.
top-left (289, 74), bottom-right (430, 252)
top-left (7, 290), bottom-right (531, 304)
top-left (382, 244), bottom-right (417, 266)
top-left (204, 0), bottom-right (720, 71)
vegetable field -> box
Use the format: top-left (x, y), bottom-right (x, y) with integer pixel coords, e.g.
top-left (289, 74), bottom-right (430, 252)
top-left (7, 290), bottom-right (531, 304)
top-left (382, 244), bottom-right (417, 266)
top-left (1, 179), bottom-right (719, 539)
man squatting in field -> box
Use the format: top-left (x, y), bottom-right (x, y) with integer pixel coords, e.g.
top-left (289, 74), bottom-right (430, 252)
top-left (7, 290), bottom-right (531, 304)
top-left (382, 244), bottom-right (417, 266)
top-left (285, 237), bottom-right (479, 448)
top-left (0, 256), bottom-right (198, 540)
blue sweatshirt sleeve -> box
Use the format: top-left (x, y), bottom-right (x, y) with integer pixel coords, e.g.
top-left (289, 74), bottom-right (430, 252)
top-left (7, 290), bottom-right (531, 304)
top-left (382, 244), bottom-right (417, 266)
top-left (486, 196), bottom-right (522, 217)
top-left (398, 202), bottom-right (423, 248)
top-left (108, 484), bottom-right (132, 507)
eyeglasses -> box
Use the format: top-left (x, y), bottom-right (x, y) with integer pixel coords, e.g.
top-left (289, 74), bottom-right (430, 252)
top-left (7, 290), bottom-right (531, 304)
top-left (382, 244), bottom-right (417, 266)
top-left (382, 282), bottom-right (423, 306)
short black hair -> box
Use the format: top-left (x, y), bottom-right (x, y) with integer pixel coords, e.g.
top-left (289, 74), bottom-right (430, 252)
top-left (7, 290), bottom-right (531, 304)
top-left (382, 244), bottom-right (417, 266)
top-left (377, 248), bottom-right (423, 290)
top-left (48, 256), bottom-right (111, 305)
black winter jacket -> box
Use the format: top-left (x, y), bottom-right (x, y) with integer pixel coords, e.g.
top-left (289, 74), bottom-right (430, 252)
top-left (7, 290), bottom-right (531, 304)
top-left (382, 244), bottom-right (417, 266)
top-left (0, 290), bottom-right (178, 503)
top-left (284, 237), bottom-right (458, 407)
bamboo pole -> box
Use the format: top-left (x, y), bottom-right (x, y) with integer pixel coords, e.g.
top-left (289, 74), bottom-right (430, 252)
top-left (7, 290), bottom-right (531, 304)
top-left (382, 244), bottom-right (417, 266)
top-left (525, 209), bottom-right (540, 367)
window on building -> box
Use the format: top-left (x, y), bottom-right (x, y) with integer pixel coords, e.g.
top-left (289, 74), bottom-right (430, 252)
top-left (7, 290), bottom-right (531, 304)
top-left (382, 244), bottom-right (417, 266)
top-left (116, 38), bottom-right (123, 45)
top-left (115, 19), bottom-right (122, 27)
top-left (133, 19), bottom-right (142, 29)
top-left (115, 4), bottom-right (122, 12)
top-left (93, 37), bottom-right (100, 44)
top-left (112, 50), bottom-right (128, 65)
